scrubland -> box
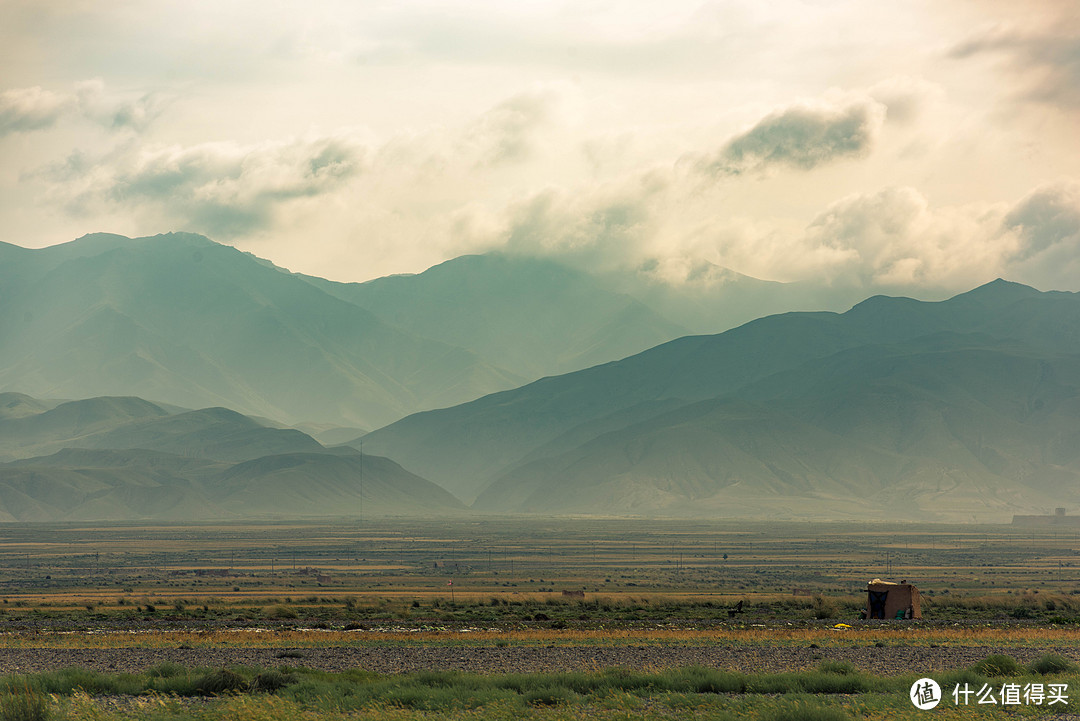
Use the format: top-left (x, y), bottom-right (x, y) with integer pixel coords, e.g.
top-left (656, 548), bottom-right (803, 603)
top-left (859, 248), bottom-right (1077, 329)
top-left (2, 517), bottom-right (1079, 718)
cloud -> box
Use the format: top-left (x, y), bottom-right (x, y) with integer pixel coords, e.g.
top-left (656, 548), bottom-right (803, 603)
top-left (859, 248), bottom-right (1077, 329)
top-left (482, 176), bottom-right (1080, 294)
top-left (867, 76), bottom-right (943, 125)
top-left (1002, 180), bottom-right (1080, 286)
top-left (465, 88), bottom-right (558, 167)
top-left (46, 134), bottom-right (368, 236)
top-left (691, 97), bottom-right (886, 178)
top-left (805, 186), bottom-right (1018, 288)
top-left (951, 21), bottom-right (1080, 108)
top-left (74, 78), bottom-right (165, 132)
top-left (0, 80), bottom-right (166, 137)
top-left (0, 86), bottom-right (73, 135)
top-left (499, 171), bottom-right (669, 270)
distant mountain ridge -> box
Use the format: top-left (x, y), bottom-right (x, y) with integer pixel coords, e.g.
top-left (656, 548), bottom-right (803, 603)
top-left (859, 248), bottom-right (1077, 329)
top-left (0, 392), bottom-right (464, 521)
top-left (363, 280), bottom-right (1080, 521)
top-left (1, 233), bottom-right (728, 429)
top-left (0, 232), bottom-right (526, 428)
top-left (7, 231), bottom-right (1078, 522)
top-left (298, 252), bottom-right (690, 380)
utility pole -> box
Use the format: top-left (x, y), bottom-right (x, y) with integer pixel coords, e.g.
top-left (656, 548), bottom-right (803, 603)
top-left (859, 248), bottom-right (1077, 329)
top-left (359, 440), bottom-right (364, 526)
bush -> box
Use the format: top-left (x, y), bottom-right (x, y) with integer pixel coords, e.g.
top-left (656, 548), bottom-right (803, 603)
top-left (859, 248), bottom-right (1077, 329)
top-left (969, 654), bottom-right (1023, 677)
top-left (251, 670), bottom-right (297, 693)
top-left (812, 596), bottom-right (839, 619)
top-left (817, 661), bottom-right (856, 676)
top-left (197, 668), bottom-right (248, 695)
top-left (524, 686), bottom-right (578, 706)
top-left (763, 698), bottom-right (851, 721)
top-left (270, 605), bottom-right (298, 620)
top-left (145, 662), bottom-right (187, 679)
top-left (666, 666), bottom-right (745, 694)
top-left (1029, 654), bottom-right (1076, 675)
top-left (0, 689), bottom-right (51, 721)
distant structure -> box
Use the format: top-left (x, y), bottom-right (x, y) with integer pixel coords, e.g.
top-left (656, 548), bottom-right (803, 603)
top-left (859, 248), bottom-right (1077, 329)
top-left (866, 579), bottom-right (921, 619)
top-left (1013, 508), bottom-right (1080, 526)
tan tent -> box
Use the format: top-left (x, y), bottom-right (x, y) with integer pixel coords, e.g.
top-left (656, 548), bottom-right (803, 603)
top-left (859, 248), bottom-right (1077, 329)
top-left (866, 579), bottom-right (921, 619)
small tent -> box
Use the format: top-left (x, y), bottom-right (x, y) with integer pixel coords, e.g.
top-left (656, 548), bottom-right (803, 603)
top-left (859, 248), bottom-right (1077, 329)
top-left (866, 579), bottom-right (921, 619)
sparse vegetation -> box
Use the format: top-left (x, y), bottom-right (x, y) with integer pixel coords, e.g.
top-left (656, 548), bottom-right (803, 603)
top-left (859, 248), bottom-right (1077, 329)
top-left (2, 658), bottom-right (1078, 720)
top-left (0, 686), bottom-right (51, 721)
top-left (969, 654), bottom-right (1024, 677)
top-left (0, 518), bottom-right (1079, 719)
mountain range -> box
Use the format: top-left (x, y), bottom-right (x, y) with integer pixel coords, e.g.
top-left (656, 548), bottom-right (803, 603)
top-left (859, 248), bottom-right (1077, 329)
top-left (3, 231), bottom-right (1078, 522)
top-left (362, 280), bottom-right (1080, 520)
top-left (0, 392), bottom-right (464, 521)
top-left (0, 233), bottom-right (712, 429)
top-left (300, 253), bottom-right (690, 380)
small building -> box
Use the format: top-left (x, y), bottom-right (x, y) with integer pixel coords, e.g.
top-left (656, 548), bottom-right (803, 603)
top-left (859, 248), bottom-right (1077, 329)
top-left (866, 579), bottom-right (921, 619)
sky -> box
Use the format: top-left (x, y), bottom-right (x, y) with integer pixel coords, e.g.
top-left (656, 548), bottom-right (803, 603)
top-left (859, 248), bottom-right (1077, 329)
top-left (2, 0), bottom-right (1079, 295)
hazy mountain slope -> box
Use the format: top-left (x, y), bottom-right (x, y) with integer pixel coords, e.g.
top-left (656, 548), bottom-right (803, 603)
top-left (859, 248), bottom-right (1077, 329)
top-left (302, 253), bottom-right (690, 380)
top-left (0, 396), bottom-right (171, 461)
top-left (739, 335), bottom-right (1080, 491)
top-left (216, 453), bottom-right (466, 516)
top-left (362, 280), bottom-right (1079, 505)
top-left (0, 448), bottom-right (221, 522)
top-left (603, 260), bottom-right (868, 335)
top-left (0, 397), bottom-right (323, 463)
top-left (0, 392), bottom-right (57, 420)
top-left (85, 407), bottom-right (327, 462)
top-left (474, 337), bottom-right (1080, 520)
top-left (473, 398), bottom-right (909, 515)
top-left (0, 447), bottom-right (463, 521)
top-left (0, 233), bottom-right (521, 428)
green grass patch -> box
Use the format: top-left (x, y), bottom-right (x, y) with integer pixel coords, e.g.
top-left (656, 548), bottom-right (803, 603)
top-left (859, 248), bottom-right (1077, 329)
top-left (969, 653), bottom-right (1024, 677)
top-left (4, 661), bottom-right (1079, 719)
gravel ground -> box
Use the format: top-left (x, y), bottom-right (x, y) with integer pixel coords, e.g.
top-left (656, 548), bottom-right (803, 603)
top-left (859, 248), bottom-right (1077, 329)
top-left (2, 643), bottom-right (1078, 676)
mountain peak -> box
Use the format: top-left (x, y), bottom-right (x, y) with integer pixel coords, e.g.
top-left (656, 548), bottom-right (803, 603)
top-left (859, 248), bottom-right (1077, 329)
top-left (946, 278), bottom-right (1041, 309)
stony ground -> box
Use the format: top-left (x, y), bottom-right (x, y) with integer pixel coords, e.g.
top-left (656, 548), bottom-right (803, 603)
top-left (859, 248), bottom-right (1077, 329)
top-left (2, 642), bottom-right (1077, 676)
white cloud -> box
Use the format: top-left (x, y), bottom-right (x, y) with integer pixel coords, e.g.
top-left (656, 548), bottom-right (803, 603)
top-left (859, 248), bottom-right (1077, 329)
top-left (44, 134), bottom-right (369, 236)
top-left (464, 88), bottom-right (559, 167)
top-left (805, 187), bottom-right (1017, 288)
top-left (0, 80), bottom-right (165, 138)
top-left (0, 86), bottom-right (72, 135)
top-left (498, 171), bottom-right (669, 270)
top-left (1003, 180), bottom-right (1080, 287)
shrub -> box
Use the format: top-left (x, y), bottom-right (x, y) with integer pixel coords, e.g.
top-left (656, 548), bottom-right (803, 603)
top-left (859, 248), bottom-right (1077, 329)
top-left (817, 661), bottom-right (856, 676)
top-left (251, 670), bottom-right (297, 693)
top-left (671, 667), bottom-right (745, 694)
top-left (197, 668), bottom-right (247, 695)
top-left (0, 688), bottom-right (51, 721)
top-left (275, 650), bottom-right (305, 659)
top-left (524, 686), bottom-right (578, 706)
top-left (812, 596), bottom-right (838, 619)
top-left (763, 699), bottom-right (851, 721)
top-left (969, 654), bottom-right (1023, 677)
top-left (1029, 654), bottom-right (1076, 675)
top-left (145, 662), bottom-right (187, 679)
